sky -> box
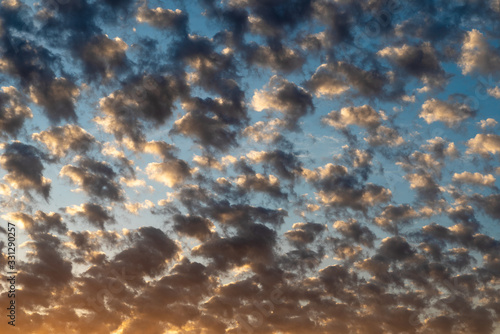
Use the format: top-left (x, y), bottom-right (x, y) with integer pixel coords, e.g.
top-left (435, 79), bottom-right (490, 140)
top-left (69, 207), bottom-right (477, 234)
top-left (0, 0), bottom-right (500, 333)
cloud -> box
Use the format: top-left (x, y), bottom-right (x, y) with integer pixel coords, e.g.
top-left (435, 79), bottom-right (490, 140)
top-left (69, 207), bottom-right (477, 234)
top-left (333, 219), bottom-right (376, 247)
top-left (284, 222), bottom-right (326, 246)
top-left (302, 163), bottom-right (391, 211)
top-left (0, 141), bottom-right (51, 199)
top-left (421, 137), bottom-right (459, 160)
top-left (306, 61), bottom-right (400, 100)
top-left (124, 200), bottom-right (155, 214)
top-left (310, 0), bottom-right (356, 45)
top-left (420, 98), bottom-right (476, 127)
top-left (251, 75), bottom-right (313, 130)
top-left (374, 204), bottom-right (418, 233)
top-left (0, 33), bottom-right (81, 123)
top-left (32, 124), bottom-right (95, 158)
top-left (242, 118), bottom-right (286, 143)
top-left (404, 171), bottom-right (442, 202)
top-left (228, 0), bottom-right (313, 36)
top-left (322, 105), bottom-right (405, 147)
top-left (171, 214), bottom-right (215, 241)
top-left (181, 96), bottom-right (247, 127)
top-left (378, 42), bottom-right (448, 87)
top-left (145, 159), bottom-right (193, 188)
top-left (136, 4), bottom-right (188, 31)
top-left (378, 236), bottom-right (415, 261)
top-left (245, 150), bottom-right (303, 180)
top-left (192, 223), bottom-right (277, 271)
top-left (305, 64), bottom-right (350, 97)
top-left (142, 140), bottom-right (177, 160)
top-left (60, 158), bottom-right (124, 201)
top-left (470, 194), bottom-right (500, 220)
top-left (65, 202), bottom-right (115, 230)
top-left (460, 29), bottom-right (500, 75)
top-left (3, 210), bottom-right (67, 234)
top-left (18, 233), bottom-right (73, 309)
top-left (453, 172), bottom-right (496, 187)
top-left (200, 201), bottom-right (287, 229)
top-left (192, 154), bottom-right (224, 171)
top-left (95, 74), bottom-right (188, 146)
top-left (171, 34), bottom-right (244, 100)
top-left (323, 105), bottom-right (382, 130)
top-left (29, 77), bottom-right (80, 123)
top-left (171, 111), bottom-right (238, 152)
top-left (235, 173), bottom-right (287, 199)
top-left (111, 226), bottom-right (180, 278)
top-left (478, 118), bottom-right (498, 129)
top-left (243, 42), bottom-right (305, 73)
top-left (364, 125), bottom-right (404, 147)
top-left (466, 133), bottom-right (500, 156)
top-left (72, 34), bottom-right (129, 81)
top-left (397, 150), bottom-right (444, 177)
top-left (1, 1), bottom-right (500, 333)
top-left (0, 86), bottom-right (32, 137)
top-left (487, 86), bottom-right (500, 99)
top-left (348, 148), bottom-right (373, 168)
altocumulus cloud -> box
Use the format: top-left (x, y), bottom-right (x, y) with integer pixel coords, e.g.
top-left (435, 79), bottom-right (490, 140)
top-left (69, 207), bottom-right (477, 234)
top-left (0, 1), bottom-right (500, 334)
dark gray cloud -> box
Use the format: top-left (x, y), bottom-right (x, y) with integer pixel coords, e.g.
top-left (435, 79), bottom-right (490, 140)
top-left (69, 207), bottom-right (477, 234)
top-left (112, 226), bottom-right (180, 279)
top-left (29, 77), bottom-right (80, 123)
top-left (246, 149), bottom-right (303, 180)
top-left (378, 42), bottom-right (449, 88)
top-left (182, 96), bottom-right (247, 127)
top-left (243, 41), bottom-right (306, 73)
top-left (470, 194), bottom-right (500, 221)
top-left (171, 111), bottom-right (238, 152)
top-left (205, 0), bottom-right (313, 39)
top-left (60, 158), bottom-right (124, 202)
top-left (200, 201), bottom-right (287, 229)
top-left (0, 33), bottom-right (79, 123)
top-left (6, 210), bottom-right (67, 235)
top-left (235, 172), bottom-right (287, 200)
top-left (73, 34), bottom-right (129, 81)
top-left (284, 222), bottom-right (326, 246)
top-left (17, 232), bottom-right (73, 310)
top-left (0, 86), bottom-right (32, 138)
top-left (64, 202), bottom-right (115, 230)
top-left (333, 219), bottom-right (376, 248)
top-left (97, 74), bottom-right (188, 146)
top-left (302, 163), bottom-right (391, 211)
top-left (171, 33), bottom-right (245, 101)
top-left (192, 223), bottom-right (277, 271)
top-left (378, 236), bottom-right (415, 262)
top-left (374, 204), bottom-right (418, 233)
top-left (171, 214), bottom-right (214, 241)
top-left (0, 141), bottom-right (51, 199)
top-left (252, 75), bottom-right (313, 130)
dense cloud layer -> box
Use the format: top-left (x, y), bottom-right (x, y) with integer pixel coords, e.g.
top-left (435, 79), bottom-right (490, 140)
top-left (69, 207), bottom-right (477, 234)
top-left (0, 0), bottom-right (500, 333)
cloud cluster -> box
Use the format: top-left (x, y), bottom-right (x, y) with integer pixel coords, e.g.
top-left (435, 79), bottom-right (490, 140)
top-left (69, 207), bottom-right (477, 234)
top-left (1, 1), bottom-right (499, 333)
top-left (0, 142), bottom-right (51, 199)
top-left (252, 75), bottom-right (313, 130)
top-left (60, 158), bottom-right (124, 202)
top-left (0, 86), bottom-right (32, 138)
top-left (32, 125), bottom-right (95, 158)
top-left (420, 98), bottom-right (476, 127)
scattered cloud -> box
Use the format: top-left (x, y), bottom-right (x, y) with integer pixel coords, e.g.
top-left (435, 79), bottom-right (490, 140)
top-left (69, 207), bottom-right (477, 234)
top-left (0, 1), bottom-right (499, 333)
